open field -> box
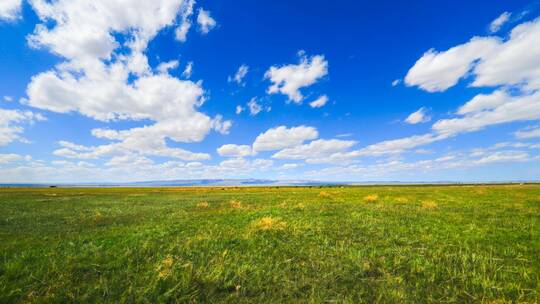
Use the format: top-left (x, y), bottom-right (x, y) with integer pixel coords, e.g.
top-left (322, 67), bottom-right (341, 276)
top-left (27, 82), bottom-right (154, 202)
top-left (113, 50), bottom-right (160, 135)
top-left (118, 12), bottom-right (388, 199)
top-left (1, 185), bottom-right (539, 303)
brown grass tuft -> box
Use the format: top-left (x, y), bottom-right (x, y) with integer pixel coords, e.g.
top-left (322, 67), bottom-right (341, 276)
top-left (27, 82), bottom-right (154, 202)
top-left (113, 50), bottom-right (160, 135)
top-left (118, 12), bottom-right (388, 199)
top-left (251, 216), bottom-right (286, 231)
top-left (421, 200), bottom-right (438, 210)
top-left (394, 197), bottom-right (409, 204)
top-left (363, 194), bottom-right (379, 203)
top-left (197, 201), bottom-right (209, 208)
top-left (156, 255), bottom-right (174, 279)
top-left (318, 191), bottom-right (332, 198)
top-left (229, 200), bottom-right (242, 209)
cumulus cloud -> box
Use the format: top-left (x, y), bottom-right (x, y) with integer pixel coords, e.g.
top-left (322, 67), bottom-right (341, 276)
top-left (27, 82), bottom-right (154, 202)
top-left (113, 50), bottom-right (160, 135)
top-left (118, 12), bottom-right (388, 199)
top-left (405, 107), bottom-right (430, 124)
top-left (309, 95), bottom-right (329, 108)
top-left (24, 0), bottom-right (231, 162)
top-left (253, 125), bottom-right (319, 152)
top-left (175, 0), bottom-right (195, 42)
top-left (0, 153), bottom-right (31, 164)
top-left (265, 52), bottom-right (328, 103)
top-left (383, 16), bottom-right (540, 158)
top-left (272, 139), bottom-right (356, 164)
top-left (229, 64), bottom-right (249, 85)
top-left (197, 8), bottom-right (216, 34)
top-left (235, 105), bottom-right (244, 115)
top-left (156, 60), bottom-right (179, 74)
top-left (489, 12), bottom-right (511, 33)
top-left (0, 0), bottom-right (22, 21)
top-left (247, 98), bottom-right (262, 116)
top-left (217, 144), bottom-right (253, 157)
top-left (406, 17), bottom-right (540, 92)
top-left (405, 37), bottom-right (500, 92)
top-left (0, 108), bottom-right (45, 146)
top-left (515, 126), bottom-right (540, 139)
top-left (278, 163), bottom-right (301, 170)
top-left (432, 90), bottom-right (540, 136)
top-left (182, 61), bottom-right (193, 78)
top-left (475, 151), bottom-right (529, 164)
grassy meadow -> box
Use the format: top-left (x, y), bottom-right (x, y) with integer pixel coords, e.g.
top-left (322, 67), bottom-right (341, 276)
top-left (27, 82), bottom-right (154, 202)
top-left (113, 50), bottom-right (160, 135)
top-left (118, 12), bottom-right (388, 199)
top-left (0, 185), bottom-right (539, 303)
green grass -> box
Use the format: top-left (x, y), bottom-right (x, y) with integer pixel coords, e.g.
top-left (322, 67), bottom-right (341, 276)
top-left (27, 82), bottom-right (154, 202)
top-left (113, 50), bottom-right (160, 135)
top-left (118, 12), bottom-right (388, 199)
top-left (1, 185), bottom-right (539, 303)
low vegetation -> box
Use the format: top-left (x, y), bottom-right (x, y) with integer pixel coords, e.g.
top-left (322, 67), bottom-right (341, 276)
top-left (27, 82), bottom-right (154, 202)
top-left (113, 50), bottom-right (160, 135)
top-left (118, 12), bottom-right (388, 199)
top-left (1, 185), bottom-right (539, 303)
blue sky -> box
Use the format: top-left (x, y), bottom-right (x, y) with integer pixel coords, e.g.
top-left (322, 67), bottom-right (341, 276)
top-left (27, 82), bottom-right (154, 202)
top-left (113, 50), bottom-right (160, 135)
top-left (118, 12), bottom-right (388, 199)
top-left (0, 0), bottom-right (539, 183)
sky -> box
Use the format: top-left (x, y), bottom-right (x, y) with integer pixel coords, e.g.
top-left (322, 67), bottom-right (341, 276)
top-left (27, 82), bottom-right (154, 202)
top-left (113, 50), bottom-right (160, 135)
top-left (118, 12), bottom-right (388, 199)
top-left (0, 0), bottom-right (540, 183)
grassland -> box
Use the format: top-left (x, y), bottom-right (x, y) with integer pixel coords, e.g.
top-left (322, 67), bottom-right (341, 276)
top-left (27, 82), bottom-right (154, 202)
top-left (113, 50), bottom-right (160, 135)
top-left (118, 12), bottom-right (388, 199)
top-left (0, 185), bottom-right (539, 303)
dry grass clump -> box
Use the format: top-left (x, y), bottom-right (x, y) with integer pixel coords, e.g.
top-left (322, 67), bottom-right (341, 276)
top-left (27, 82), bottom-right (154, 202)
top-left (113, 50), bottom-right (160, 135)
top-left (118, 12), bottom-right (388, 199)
top-left (363, 194), bottom-right (379, 203)
top-left (318, 191), bottom-right (332, 198)
top-left (394, 197), bottom-right (409, 204)
top-left (156, 255), bottom-right (174, 279)
top-left (229, 200), bottom-right (242, 209)
top-left (294, 203), bottom-right (305, 211)
top-left (197, 201), bottom-right (209, 208)
top-left (421, 200), bottom-right (438, 210)
top-left (251, 216), bottom-right (287, 231)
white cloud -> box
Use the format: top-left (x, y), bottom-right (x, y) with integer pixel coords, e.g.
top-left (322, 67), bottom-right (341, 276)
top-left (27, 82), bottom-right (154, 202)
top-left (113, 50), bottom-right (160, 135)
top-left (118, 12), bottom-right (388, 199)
top-left (217, 144), bottom-right (253, 157)
top-left (265, 52), bottom-right (328, 103)
top-left (0, 153), bottom-right (27, 164)
top-left (472, 18), bottom-right (540, 91)
top-left (247, 97), bottom-right (262, 116)
top-left (0, 108), bottom-right (45, 146)
top-left (229, 64), bottom-right (249, 85)
top-left (175, 0), bottom-right (194, 42)
top-left (0, 0), bottom-right (22, 21)
top-left (405, 107), bottom-right (430, 124)
top-left (197, 8), bottom-right (216, 34)
top-left (515, 126), bottom-right (540, 139)
top-left (476, 151), bottom-right (529, 164)
top-left (3, 96), bottom-right (13, 102)
top-left (351, 133), bottom-right (447, 157)
top-left (278, 163), bottom-right (301, 170)
top-left (391, 79), bottom-right (401, 86)
top-left (235, 105), bottom-right (244, 115)
top-left (406, 17), bottom-right (540, 92)
top-left (212, 115), bottom-right (232, 135)
top-left (24, 0), bottom-right (230, 162)
top-left (272, 139), bottom-right (356, 164)
top-left (489, 12), bottom-right (511, 33)
top-left (156, 60), bottom-right (179, 74)
top-left (252, 125), bottom-right (318, 152)
top-left (309, 95), bottom-right (329, 108)
top-left (405, 37), bottom-right (500, 92)
top-left (433, 90), bottom-right (540, 136)
top-left (182, 61), bottom-right (193, 78)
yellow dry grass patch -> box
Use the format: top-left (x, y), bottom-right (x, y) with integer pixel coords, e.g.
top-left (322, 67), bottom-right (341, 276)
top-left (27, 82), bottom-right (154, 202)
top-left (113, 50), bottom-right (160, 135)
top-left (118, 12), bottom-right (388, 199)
top-left (228, 200), bottom-right (243, 209)
top-left (294, 203), bottom-right (305, 210)
top-left (156, 255), bottom-right (174, 279)
top-left (251, 216), bottom-right (287, 231)
top-left (363, 194), bottom-right (379, 203)
top-left (421, 200), bottom-right (438, 210)
top-left (318, 191), bottom-right (332, 198)
top-left (394, 197), bottom-right (409, 204)
top-left (197, 201), bottom-right (209, 208)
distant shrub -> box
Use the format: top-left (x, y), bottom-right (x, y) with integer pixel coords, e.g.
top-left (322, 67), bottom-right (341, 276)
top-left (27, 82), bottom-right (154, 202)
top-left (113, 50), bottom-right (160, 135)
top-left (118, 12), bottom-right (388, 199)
top-left (363, 194), bottom-right (379, 203)
top-left (421, 200), bottom-right (438, 210)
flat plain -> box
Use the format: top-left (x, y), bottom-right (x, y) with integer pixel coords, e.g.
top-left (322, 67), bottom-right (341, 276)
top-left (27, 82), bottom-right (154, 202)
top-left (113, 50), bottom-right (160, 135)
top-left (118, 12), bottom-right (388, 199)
top-left (1, 185), bottom-right (539, 303)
